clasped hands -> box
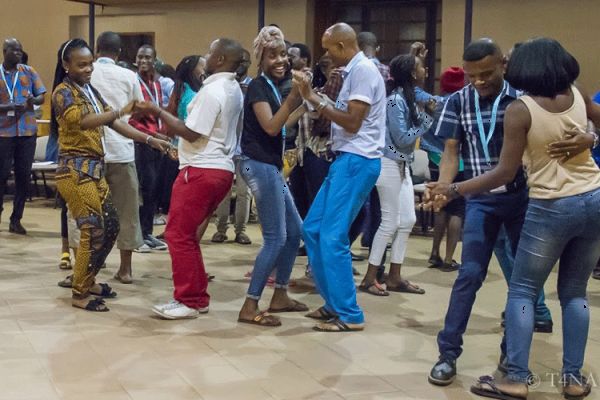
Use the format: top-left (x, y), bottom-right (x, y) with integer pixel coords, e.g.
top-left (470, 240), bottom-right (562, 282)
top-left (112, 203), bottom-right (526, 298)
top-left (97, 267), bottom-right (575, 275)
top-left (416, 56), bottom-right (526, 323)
top-left (291, 70), bottom-right (326, 114)
top-left (421, 182), bottom-right (456, 212)
top-left (119, 100), bottom-right (178, 160)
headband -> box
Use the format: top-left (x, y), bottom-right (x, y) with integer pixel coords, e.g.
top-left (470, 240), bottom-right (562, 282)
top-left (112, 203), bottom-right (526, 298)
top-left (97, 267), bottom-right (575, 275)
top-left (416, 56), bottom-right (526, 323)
top-left (61, 39), bottom-right (75, 61)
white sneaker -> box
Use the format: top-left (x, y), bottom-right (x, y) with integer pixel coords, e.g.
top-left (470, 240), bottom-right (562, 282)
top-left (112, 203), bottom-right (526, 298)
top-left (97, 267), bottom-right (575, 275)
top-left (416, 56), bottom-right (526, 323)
top-left (152, 301), bottom-right (208, 320)
top-left (134, 243), bottom-right (152, 253)
top-left (153, 299), bottom-right (179, 312)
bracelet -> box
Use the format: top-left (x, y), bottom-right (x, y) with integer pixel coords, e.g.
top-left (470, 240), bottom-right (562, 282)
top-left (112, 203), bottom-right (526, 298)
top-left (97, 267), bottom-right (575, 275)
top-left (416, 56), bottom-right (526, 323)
top-left (146, 135), bottom-right (152, 145)
top-left (315, 99), bottom-right (328, 112)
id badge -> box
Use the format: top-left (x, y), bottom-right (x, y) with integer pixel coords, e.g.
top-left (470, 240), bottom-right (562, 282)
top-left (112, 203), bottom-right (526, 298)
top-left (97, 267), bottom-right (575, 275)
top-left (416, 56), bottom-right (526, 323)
top-left (7, 110), bottom-right (15, 117)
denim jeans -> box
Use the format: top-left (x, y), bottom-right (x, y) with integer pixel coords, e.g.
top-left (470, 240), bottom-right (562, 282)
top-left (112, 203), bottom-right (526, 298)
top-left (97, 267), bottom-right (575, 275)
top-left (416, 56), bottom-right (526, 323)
top-left (303, 152), bottom-right (381, 324)
top-left (239, 158), bottom-right (302, 300)
top-left (506, 188), bottom-right (600, 382)
top-left (494, 225), bottom-right (553, 322)
top-left (438, 188), bottom-right (528, 360)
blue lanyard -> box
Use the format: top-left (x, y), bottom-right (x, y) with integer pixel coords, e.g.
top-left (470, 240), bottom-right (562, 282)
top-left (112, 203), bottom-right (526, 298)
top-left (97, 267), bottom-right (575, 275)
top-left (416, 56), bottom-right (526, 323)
top-left (0, 65), bottom-right (20, 103)
top-left (474, 82), bottom-right (506, 165)
top-left (77, 83), bottom-right (102, 114)
top-left (261, 73), bottom-right (286, 141)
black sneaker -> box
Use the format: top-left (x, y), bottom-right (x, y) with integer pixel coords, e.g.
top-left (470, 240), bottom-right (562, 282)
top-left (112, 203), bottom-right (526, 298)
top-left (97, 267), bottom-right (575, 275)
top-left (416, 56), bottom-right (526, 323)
top-left (351, 252), bottom-right (365, 261)
top-left (145, 235), bottom-right (167, 250)
top-left (9, 220), bottom-right (27, 235)
top-left (428, 357), bottom-right (456, 386)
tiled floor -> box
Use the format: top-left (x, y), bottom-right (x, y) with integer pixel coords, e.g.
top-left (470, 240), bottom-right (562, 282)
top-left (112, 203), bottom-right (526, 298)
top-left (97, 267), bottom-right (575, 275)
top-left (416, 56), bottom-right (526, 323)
top-left (0, 199), bottom-right (599, 400)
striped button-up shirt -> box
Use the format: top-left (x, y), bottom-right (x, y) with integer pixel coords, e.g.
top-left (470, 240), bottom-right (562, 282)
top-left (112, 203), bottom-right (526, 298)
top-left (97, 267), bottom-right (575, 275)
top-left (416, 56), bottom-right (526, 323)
top-left (434, 82), bottom-right (523, 180)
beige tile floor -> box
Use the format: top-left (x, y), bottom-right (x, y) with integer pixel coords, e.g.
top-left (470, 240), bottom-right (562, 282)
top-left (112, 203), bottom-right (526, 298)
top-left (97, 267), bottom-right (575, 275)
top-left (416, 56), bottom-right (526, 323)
top-left (0, 199), bottom-right (599, 400)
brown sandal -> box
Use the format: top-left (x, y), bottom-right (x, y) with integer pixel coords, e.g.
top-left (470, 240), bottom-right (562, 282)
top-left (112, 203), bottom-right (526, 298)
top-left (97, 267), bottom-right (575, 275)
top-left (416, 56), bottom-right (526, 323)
top-left (305, 306), bottom-right (337, 321)
top-left (268, 299), bottom-right (309, 313)
top-left (238, 311), bottom-right (281, 327)
top-left (358, 281), bottom-right (389, 296)
top-left (387, 279), bottom-right (425, 294)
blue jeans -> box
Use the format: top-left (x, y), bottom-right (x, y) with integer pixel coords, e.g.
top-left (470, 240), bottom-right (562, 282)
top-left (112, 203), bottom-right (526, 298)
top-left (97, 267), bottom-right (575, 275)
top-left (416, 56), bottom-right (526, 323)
top-left (438, 188), bottom-right (528, 360)
top-left (239, 158), bottom-right (302, 300)
top-left (506, 188), bottom-right (600, 382)
top-left (494, 226), bottom-right (553, 322)
top-left (303, 152), bottom-right (381, 324)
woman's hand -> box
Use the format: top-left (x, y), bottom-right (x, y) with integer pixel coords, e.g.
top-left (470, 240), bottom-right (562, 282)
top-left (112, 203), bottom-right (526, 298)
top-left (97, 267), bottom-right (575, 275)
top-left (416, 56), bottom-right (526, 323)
top-left (547, 126), bottom-right (595, 163)
top-left (292, 70), bottom-right (314, 100)
top-left (133, 101), bottom-right (160, 117)
top-left (120, 100), bottom-right (137, 116)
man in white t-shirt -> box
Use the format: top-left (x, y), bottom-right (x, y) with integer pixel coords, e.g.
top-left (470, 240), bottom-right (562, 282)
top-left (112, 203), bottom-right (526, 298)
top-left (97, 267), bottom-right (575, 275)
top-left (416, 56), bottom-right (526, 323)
top-left (91, 31), bottom-right (145, 283)
top-left (133, 38), bottom-right (244, 320)
top-left (293, 23), bottom-right (385, 332)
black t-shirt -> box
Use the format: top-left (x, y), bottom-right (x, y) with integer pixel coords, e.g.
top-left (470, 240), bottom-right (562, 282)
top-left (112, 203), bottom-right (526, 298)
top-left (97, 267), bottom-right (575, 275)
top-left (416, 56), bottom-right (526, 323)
top-left (241, 76), bottom-right (284, 169)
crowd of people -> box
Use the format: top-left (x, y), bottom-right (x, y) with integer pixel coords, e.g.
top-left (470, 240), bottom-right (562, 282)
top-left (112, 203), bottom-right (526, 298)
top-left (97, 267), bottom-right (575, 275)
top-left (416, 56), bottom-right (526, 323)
top-left (1, 21), bottom-right (600, 399)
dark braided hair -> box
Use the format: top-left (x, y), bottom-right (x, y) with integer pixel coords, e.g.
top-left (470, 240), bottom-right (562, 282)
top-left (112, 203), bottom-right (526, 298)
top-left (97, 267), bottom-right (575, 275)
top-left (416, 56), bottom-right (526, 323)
top-left (50, 39), bottom-right (93, 139)
top-left (388, 54), bottom-right (419, 127)
top-left (166, 55), bottom-right (204, 116)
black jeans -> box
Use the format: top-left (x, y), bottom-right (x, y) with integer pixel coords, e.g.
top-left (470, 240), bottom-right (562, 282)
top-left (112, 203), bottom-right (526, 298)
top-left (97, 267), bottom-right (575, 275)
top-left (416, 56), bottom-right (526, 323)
top-left (135, 143), bottom-right (162, 238)
top-left (0, 135), bottom-right (36, 223)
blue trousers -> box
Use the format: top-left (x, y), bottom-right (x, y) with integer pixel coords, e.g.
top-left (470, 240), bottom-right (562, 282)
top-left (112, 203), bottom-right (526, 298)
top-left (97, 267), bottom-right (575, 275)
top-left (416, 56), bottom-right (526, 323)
top-left (506, 188), bottom-right (600, 382)
top-left (438, 188), bottom-right (528, 360)
top-left (494, 225), bottom-right (553, 322)
top-left (303, 152), bottom-right (381, 324)
top-left (239, 158), bottom-right (302, 300)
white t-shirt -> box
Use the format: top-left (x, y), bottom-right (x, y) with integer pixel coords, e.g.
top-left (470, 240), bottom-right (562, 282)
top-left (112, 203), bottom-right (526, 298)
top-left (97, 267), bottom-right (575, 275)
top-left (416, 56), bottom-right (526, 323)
top-left (91, 58), bottom-right (144, 163)
top-left (180, 72), bottom-right (244, 172)
top-left (331, 51), bottom-right (386, 159)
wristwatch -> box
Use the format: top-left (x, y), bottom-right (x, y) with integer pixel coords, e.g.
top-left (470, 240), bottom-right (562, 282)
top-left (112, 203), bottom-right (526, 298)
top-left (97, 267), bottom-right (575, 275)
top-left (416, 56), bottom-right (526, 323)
top-left (449, 183), bottom-right (461, 197)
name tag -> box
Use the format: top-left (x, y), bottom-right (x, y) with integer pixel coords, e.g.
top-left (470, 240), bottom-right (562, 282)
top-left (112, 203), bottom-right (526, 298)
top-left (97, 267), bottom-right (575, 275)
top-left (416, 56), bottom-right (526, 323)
top-left (7, 110), bottom-right (15, 117)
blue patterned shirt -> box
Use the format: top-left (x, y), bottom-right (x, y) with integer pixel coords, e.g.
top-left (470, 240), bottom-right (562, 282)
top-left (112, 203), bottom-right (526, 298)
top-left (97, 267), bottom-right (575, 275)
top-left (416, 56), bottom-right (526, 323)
top-left (0, 64), bottom-right (46, 137)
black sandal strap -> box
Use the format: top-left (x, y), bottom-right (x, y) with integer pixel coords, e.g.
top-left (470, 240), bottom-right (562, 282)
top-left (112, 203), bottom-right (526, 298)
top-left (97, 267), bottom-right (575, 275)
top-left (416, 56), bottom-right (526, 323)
top-left (84, 298), bottom-right (108, 312)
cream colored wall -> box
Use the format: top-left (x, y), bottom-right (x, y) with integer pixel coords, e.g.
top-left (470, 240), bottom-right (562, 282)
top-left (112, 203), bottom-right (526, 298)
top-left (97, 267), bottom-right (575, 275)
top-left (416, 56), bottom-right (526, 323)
top-left (440, 0), bottom-right (600, 93)
top-left (69, 0), bottom-right (309, 76)
top-left (0, 0), bottom-right (88, 132)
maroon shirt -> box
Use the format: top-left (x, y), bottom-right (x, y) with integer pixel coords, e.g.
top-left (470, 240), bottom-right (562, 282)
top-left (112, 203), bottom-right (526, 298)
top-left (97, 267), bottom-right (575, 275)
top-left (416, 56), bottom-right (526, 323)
top-left (129, 74), bottom-right (163, 136)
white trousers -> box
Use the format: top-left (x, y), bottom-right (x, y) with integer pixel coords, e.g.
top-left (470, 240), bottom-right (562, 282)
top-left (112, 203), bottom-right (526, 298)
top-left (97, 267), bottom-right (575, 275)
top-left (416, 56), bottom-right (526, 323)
top-left (368, 157), bottom-right (416, 265)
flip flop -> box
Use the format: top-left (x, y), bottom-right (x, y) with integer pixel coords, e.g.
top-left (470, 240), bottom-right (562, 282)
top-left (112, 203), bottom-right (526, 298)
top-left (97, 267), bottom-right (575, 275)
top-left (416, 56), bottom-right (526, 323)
top-left (113, 274), bottom-right (133, 284)
top-left (358, 281), bottom-right (389, 296)
top-left (470, 375), bottom-right (527, 400)
top-left (59, 252), bottom-right (72, 270)
top-left (387, 279), bottom-right (425, 294)
top-left (58, 275), bottom-right (73, 288)
top-left (238, 311), bottom-right (281, 327)
top-left (90, 283), bottom-right (117, 298)
top-left (313, 317), bottom-right (364, 332)
top-left (268, 299), bottom-right (309, 313)
top-left (305, 306), bottom-right (337, 321)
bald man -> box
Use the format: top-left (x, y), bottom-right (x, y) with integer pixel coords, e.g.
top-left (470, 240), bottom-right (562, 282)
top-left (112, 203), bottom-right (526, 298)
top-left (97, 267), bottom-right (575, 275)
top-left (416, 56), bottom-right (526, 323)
top-left (293, 23), bottom-right (385, 332)
top-left (134, 38), bottom-right (244, 319)
top-left (0, 38), bottom-right (46, 234)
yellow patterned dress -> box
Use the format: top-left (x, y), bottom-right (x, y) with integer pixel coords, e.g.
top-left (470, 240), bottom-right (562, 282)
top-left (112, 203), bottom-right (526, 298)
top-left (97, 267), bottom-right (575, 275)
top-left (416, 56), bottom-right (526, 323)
top-left (52, 78), bottom-right (119, 299)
